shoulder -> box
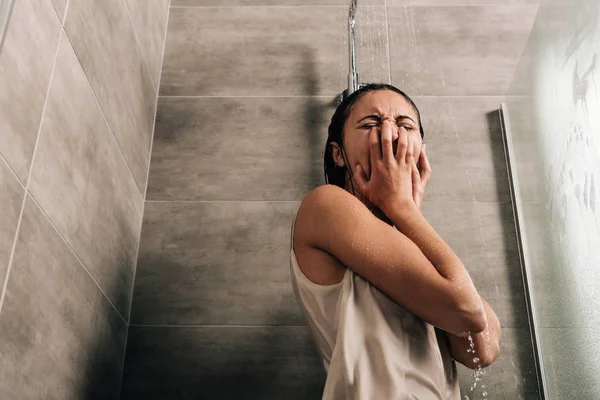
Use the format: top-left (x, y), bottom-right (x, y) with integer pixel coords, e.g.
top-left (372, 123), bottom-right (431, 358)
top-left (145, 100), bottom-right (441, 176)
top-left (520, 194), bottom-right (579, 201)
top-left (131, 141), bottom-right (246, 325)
top-left (294, 184), bottom-right (363, 247)
top-left (300, 184), bottom-right (357, 214)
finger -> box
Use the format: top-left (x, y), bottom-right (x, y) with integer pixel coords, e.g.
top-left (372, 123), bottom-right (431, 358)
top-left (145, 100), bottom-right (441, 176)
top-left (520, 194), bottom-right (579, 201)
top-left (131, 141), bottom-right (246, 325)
top-left (381, 122), bottom-right (395, 164)
top-left (412, 162), bottom-right (421, 201)
top-left (411, 161), bottom-right (420, 184)
top-left (353, 164), bottom-right (368, 195)
top-left (395, 122), bottom-right (409, 164)
top-left (369, 128), bottom-right (382, 164)
top-left (420, 145), bottom-right (433, 182)
top-left (405, 134), bottom-right (415, 165)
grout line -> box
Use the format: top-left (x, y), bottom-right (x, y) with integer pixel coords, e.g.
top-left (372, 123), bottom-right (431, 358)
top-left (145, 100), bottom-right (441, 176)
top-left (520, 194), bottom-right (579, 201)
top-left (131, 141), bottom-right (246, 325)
top-left (118, 2), bottom-right (172, 396)
top-left (62, 28), bottom-right (144, 204)
top-left (25, 193), bottom-right (128, 325)
top-left (0, 152), bottom-right (25, 188)
top-left (159, 94), bottom-right (341, 99)
top-left (0, 27), bottom-right (63, 317)
top-left (122, 0), bottom-right (159, 94)
top-left (158, 94), bottom-right (509, 99)
top-left (61, 0), bottom-right (70, 25)
top-left (129, 323), bottom-right (309, 328)
top-left (143, 199), bottom-right (512, 204)
top-left (143, 1), bottom-right (171, 200)
top-left (170, 4), bottom-right (537, 8)
top-left (383, 0), bottom-right (392, 85)
top-left (0, 192), bottom-right (27, 318)
top-left (170, 5), bottom-right (381, 8)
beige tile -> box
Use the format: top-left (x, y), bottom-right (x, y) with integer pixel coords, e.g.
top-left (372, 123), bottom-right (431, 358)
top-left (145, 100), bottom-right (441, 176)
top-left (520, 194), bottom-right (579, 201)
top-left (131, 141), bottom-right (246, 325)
top-left (49, 0), bottom-right (68, 21)
top-left (422, 201), bottom-right (528, 328)
top-left (457, 328), bottom-right (539, 399)
top-left (131, 201), bottom-right (303, 325)
top-left (125, 0), bottom-right (170, 90)
top-left (28, 35), bottom-right (144, 318)
top-left (0, 0), bottom-right (61, 182)
top-left (161, 6), bottom-right (389, 96)
top-left (0, 157), bottom-right (24, 287)
top-left (0, 196), bottom-right (127, 400)
top-left (388, 6), bottom-right (539, 95)
top-left (121, 325), bottom-right (326, 399)
top-left (64, 0), bottom-right (156, 192)
top-left (147, 96), bottom-right (335, 201)
top-left (413, 96), bottom-right (511, 202)
top-left (422, 201), bottom-right (517, 263)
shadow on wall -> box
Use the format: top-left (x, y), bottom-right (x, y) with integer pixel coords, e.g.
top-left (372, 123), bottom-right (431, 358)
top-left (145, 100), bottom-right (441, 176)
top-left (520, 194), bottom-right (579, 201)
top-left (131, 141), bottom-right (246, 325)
top-left (120, 254), bottom-right (327, 399)
top-left (485, 110), bottom-right (540, 396)
top-left (120, 47), bottom-right (334, 399)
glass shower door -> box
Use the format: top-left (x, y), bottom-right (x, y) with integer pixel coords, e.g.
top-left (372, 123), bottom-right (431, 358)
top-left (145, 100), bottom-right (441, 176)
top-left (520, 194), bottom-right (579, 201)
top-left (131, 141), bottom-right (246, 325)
top-left (504, 0), bottom-right (600, 398)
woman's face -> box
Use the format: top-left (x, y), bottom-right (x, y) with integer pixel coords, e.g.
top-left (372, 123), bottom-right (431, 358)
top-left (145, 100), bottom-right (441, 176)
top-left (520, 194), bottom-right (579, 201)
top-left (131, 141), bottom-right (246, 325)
top-left (332, 90), bottom-right (423, 187)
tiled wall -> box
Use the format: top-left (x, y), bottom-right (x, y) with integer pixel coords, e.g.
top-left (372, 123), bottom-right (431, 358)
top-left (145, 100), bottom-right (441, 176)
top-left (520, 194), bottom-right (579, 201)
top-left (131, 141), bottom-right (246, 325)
top-left (122, 1), bottom-right (542, 399)
top-left (0, 0), bottom-right (169, 398)
top-left (507, 0), bottom-right (600, 398)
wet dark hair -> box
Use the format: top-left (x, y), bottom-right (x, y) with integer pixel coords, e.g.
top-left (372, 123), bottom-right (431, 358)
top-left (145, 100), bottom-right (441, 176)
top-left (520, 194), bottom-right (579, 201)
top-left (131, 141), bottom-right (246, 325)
top-left (324, 83), bottom-right (425, 190)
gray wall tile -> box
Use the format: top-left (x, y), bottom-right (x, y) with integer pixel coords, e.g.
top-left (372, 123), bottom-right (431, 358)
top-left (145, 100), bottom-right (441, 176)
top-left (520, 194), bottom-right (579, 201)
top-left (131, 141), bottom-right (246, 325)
top-left (64, 0), bottom-right (156, 192)
top-left (173, 0), bottom-right (383, 5)
top-left (28, 35), bottom-right (144, 318)
top-left (131, 201), bottom-right (303, 325)
top-left (125, 0), bottom-right (170, 91)
top-left (388, 6), bottom-right (538, 96)
top-left (389, 0), bottom-right (539, 4)
top-left (0, 157), bottom-right (24, 287)
top-left (147, 97), bottom-right (334, 201)
top-left (121, 325), bottom-right (326, 399)
top-left (413, 96), bottom-right (511, 202)
top-left (457, 328), bottom-right (539, 399)
top-left (0, 196), bottom-right (127, 400)
top-left (49, 0), bottom-right (68, 22)
top-left (423, 201), bottom-right (528, 328)
top-left (0, 0), bottom-right (61, 182)
top-left (160, 6), bottom-right (389, 96)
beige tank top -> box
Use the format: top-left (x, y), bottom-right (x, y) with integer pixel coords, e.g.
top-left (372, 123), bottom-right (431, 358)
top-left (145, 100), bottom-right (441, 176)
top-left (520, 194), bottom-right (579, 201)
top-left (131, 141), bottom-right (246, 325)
top-left (289, 206), bottom-right (461, 400)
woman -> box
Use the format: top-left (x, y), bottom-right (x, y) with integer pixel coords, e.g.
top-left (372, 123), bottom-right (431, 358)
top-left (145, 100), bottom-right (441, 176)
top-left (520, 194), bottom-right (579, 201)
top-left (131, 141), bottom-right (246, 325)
top-left (289, 84), bottom-right (501, 399)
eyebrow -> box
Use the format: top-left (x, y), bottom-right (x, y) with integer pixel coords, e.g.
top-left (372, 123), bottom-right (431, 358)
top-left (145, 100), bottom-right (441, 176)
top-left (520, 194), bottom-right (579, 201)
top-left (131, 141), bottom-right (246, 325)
top-left (357, 114), bottom-right (417, 124)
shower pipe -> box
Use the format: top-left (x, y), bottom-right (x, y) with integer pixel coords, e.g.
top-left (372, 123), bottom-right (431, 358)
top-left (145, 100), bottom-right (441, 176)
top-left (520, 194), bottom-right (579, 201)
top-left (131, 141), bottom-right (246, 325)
top-left (348, 0), bottom-right (359, 96)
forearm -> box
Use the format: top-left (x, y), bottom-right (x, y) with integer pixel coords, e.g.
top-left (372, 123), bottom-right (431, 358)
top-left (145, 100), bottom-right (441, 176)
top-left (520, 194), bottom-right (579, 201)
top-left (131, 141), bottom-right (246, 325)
top-left (386, 201), bottom-right (480, 295)
top-left (447, 297), bottom-right (501, 369)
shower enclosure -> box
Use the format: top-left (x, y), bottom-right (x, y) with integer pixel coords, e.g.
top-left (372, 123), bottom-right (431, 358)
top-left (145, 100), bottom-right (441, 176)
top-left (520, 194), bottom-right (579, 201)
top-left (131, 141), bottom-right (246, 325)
top-left (502, 0), bottom-right (600, 398)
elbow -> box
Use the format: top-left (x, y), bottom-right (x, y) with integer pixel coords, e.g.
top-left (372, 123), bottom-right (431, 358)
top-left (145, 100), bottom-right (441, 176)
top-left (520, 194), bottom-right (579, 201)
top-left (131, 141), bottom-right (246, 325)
top-left (457, 296), bottom-right (487, 335)
top-left (466, 345), bottom-right (501, 370)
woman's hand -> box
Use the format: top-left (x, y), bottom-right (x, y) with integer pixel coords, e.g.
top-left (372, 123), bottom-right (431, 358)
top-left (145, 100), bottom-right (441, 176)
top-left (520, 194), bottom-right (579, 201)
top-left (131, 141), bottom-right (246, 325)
top-left (353, 121), bottom-right (416, 215)
top-left (412, 144), bottom-right (432, 212)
